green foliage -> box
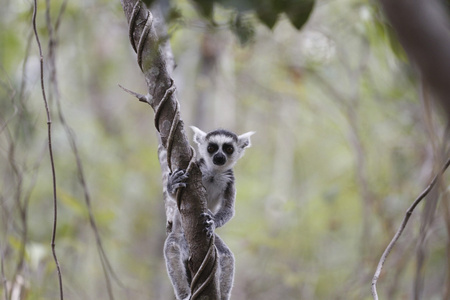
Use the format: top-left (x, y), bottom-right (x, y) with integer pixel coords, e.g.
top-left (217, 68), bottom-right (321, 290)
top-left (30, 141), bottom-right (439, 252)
top-left (283, 0), bottom-right (315, 29)
top-left (163, 0), bottom-right (315, 30)
top-left (218, 0), bottom-right (315, 29)
top-left (230, 14), bottom-right (255, 45)
top-left (253, 0), bottom-right (280, 28)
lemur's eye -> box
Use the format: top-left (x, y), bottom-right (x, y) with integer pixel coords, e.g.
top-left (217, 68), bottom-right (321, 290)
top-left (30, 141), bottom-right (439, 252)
top-left (223, 144), bottom-right (234, 155)
top-left (207, 143), bottom-right (218, 154)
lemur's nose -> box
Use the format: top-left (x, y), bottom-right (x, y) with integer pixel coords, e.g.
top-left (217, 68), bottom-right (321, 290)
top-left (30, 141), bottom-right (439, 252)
top-left (213, 153), bottom-right (226, 165)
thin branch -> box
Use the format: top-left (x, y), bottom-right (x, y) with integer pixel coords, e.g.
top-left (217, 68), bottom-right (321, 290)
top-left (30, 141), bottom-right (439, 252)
top-left (45, 0), bottom-right (124, 297)
top-left (32, 0), bottom-right (64, 299)
top-left (54, 0), bottom-right (68, 32)
top-left (371, 157), bottom-right (450, 300)
top-left (118, 84), bottom-right (151, 104)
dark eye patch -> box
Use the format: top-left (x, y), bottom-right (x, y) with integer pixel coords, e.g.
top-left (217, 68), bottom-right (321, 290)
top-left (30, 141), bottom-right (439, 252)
top-left (223, 143), bottom-right (234, 155)
top-left (207, 143), bottom-right (218, 154)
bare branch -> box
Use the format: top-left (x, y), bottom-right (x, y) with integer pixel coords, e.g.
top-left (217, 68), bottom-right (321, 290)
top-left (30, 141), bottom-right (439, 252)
top-left (45, 0), bottom-right (125, 297)
top-left (371, 157), bottom-right (450, 300)
top-left (32, 0), bottom-right (63, 299)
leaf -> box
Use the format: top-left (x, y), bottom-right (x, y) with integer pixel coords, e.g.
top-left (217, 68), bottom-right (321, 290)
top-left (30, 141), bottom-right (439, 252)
top-left (284, 0), bottom-right (315, 30)
top-left (256, 6), bottom-right (279, 29)
top-left (257, 11), bottom-right (278, 29)
top-left (231, 14), bottom-right (255, 45)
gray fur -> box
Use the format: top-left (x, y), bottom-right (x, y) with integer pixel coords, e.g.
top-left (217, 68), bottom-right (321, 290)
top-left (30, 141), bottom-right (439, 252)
top-left (164, 126), bottom-right (254, 300)
top-left (164, 213), bottom-right (191, 300)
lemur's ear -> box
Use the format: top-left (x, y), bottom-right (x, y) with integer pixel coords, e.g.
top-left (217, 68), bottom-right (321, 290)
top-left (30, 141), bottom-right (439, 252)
top-left (190, 126), bottom-right (207, 145)
top-left (237, 131), bottom-right (255, 149)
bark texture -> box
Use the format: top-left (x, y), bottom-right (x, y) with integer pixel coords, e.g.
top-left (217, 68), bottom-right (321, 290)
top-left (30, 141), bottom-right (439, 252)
top-left (120, 0), bottom-right (219, 298)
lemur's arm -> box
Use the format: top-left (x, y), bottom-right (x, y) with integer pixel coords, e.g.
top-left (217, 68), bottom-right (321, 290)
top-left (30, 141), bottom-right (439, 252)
top-left (213, 179), bottom-right (236, 228)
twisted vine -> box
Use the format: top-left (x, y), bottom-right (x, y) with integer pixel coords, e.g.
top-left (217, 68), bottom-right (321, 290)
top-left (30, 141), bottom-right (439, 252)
top-left (190, 235), bottom-right (219, 299)
top-left (121, 2), bottom-right (219, 298)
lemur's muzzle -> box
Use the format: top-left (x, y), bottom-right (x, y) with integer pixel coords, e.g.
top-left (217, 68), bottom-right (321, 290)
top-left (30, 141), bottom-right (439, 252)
top-left (213, 153), bottom-right (226, 166)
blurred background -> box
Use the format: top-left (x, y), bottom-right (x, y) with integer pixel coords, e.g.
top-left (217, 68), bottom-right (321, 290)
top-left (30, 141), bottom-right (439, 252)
top-left (1, 0), bottom-right (450, 299)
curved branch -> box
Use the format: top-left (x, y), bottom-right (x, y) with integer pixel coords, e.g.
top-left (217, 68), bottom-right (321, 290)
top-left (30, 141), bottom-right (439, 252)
top-left (371, 157), bottom-right (450, 299)
top-left (32, 0), bottom-right (64, 299)
top-left (120, 1), bottom-right (219, 298)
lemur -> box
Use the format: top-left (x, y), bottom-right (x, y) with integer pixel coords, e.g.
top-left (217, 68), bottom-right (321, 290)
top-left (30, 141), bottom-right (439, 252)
top-left (164, 126), bottom-right (254, 300)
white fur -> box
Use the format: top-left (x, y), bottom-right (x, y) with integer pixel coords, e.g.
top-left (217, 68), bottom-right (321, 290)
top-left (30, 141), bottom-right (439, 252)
top-left (238, 131), bottom-right (255, 149)
top-left (208, 135), bottom-right (235, 146)
top-left (190, 126), bottom-right (255, 172)
top-left (200, 166), bottom-right (235, 212)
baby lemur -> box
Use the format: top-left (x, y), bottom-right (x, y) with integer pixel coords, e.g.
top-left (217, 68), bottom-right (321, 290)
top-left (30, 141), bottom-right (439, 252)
top-left (164, 126), bottom-right (254, 300)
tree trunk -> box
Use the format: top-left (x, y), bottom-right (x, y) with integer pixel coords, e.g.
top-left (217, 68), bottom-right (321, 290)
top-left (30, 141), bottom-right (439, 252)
top-left (120, 0), bottom-right (220, 298)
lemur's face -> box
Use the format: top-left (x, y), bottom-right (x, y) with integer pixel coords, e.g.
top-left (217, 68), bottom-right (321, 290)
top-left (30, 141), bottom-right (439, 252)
top-left (191, 127), bottom-right (255, 171)
top-left (205, 130), bottom-right (239, 169)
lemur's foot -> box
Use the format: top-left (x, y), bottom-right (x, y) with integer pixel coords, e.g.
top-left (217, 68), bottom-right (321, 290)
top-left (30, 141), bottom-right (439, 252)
top-left (201, 212), bottom-right (215, 237)
top-left (167, 169), bottom-right (189, 194)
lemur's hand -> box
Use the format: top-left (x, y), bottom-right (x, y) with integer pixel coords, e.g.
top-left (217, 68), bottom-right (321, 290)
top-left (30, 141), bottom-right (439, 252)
top-left (201, 212), bottom-right (215, 238)
top-left (167, 169), bottom-right (189, 195)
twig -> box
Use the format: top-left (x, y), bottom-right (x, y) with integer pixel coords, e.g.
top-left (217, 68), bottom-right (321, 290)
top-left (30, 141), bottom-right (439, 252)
top-left (371, 157), bottom-right (450, 299)
top-left (45, 0), bottom-right (124, 297)
top-left (32, 1), bottom-right (64, 299)
top-left (118, 84), bottom-right (152, 104)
